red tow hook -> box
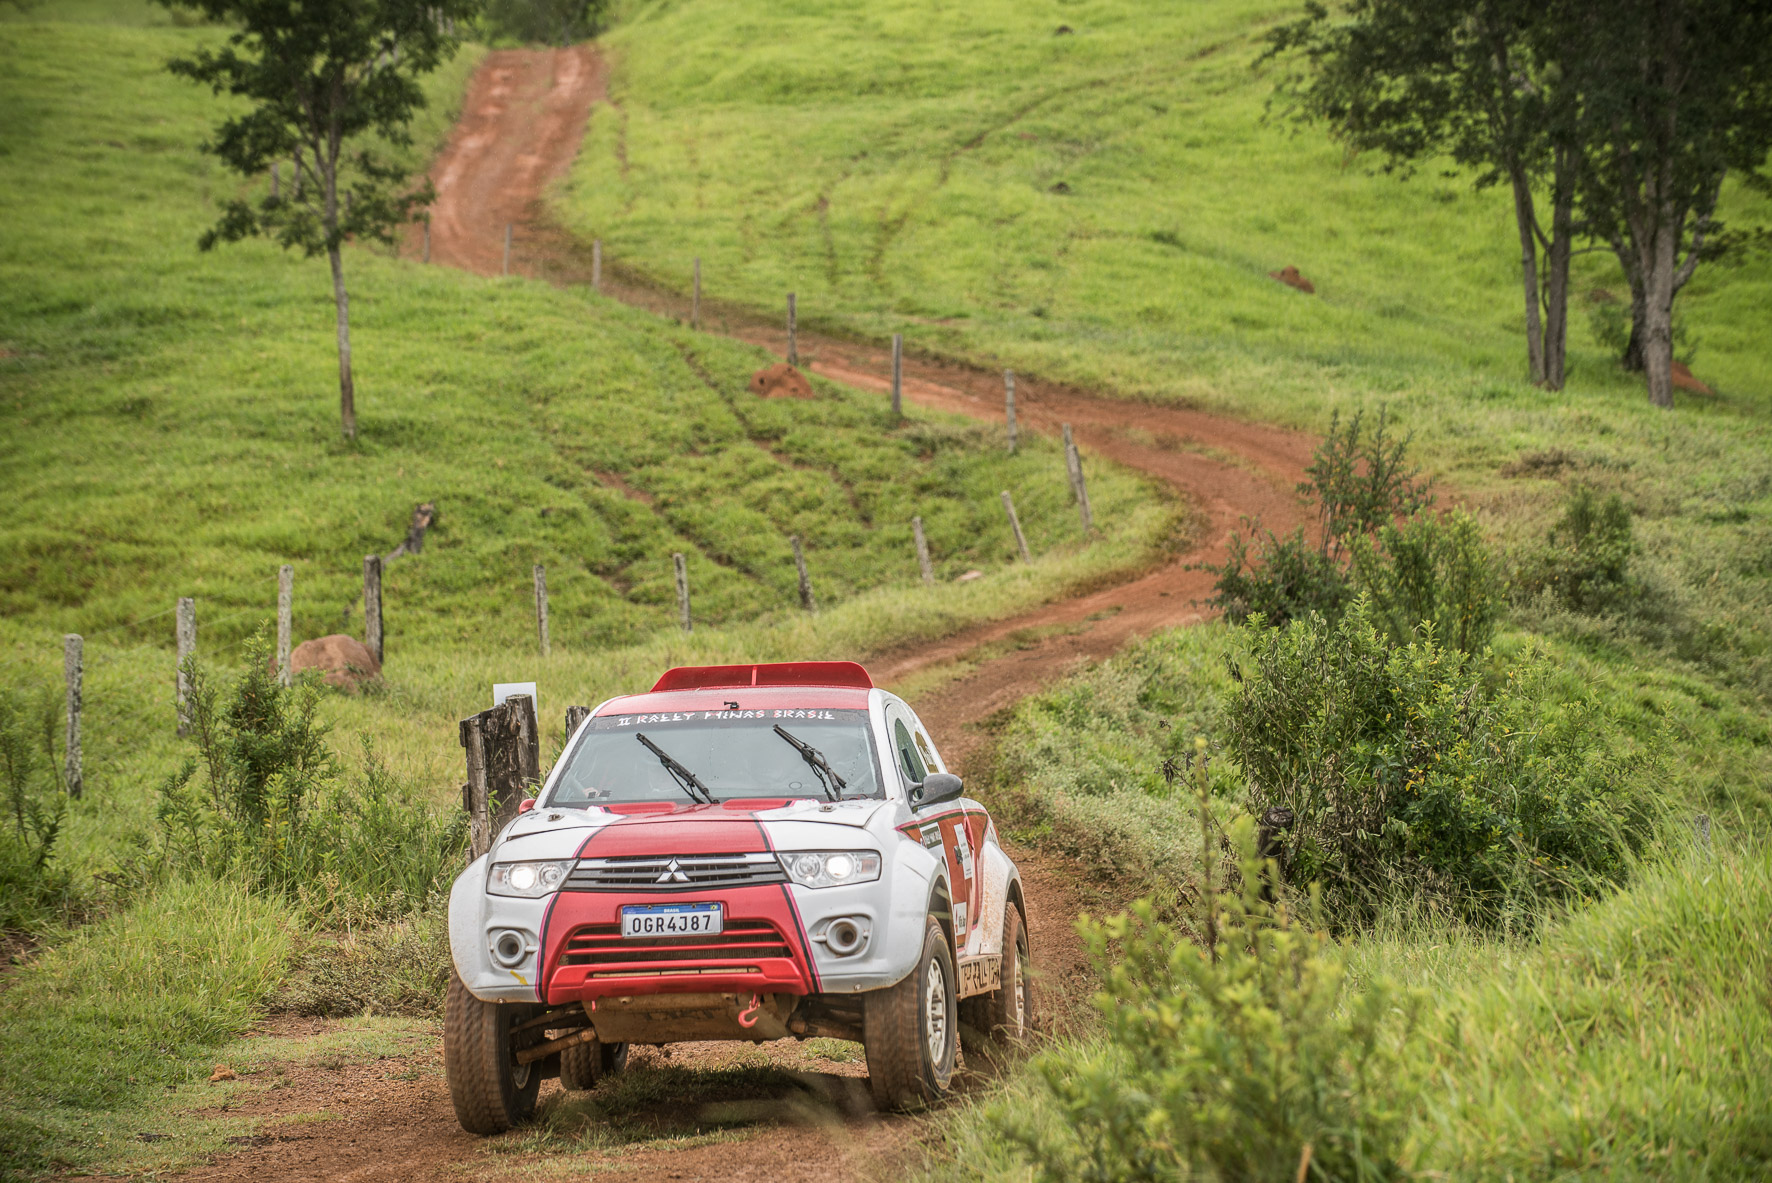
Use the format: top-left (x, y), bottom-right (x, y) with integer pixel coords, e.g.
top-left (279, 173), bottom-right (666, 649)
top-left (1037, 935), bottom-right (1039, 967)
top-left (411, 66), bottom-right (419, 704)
top-left (737, 993), bottom-right (763, 1028)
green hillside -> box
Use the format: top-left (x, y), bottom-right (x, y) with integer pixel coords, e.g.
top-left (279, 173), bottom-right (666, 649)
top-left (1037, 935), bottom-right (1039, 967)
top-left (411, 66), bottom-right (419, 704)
top-left (570, 0), bottom-right (1772, 696)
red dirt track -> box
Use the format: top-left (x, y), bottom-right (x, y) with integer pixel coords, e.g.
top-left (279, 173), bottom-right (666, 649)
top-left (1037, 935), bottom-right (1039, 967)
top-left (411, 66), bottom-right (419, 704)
top-left (175, 45), bottom-right (1315, 1183)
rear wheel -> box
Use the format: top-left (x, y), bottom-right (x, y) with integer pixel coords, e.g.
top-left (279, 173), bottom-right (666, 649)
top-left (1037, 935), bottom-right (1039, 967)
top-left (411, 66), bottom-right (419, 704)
top-left (445, 971), bottom-right (542, 1135)
top-left (559, 1034), bottom-right (629, 1091)
top-left (960, 901), bottom-right (1032, 1045)
top-left (863, 917), bottom-right (958, 1111)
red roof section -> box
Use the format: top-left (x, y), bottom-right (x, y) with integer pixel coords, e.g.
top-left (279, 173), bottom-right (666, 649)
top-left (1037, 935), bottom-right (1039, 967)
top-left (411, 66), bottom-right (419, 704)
top-left (651, 661), bottom-right (873, 692)
top-left (596, 684), bottom-right (873, 716)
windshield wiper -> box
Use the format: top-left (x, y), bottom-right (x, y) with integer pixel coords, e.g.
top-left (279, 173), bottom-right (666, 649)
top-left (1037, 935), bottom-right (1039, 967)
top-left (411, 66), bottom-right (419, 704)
top-left (636, 733), bottom-right (715, 804)
top-left (772, 725), bottom-right (847, 802)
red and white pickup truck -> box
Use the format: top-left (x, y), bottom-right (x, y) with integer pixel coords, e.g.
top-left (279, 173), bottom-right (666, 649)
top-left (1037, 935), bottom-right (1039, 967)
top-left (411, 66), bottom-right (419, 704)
top-left (445, 661), bottom-right (1031, 1133)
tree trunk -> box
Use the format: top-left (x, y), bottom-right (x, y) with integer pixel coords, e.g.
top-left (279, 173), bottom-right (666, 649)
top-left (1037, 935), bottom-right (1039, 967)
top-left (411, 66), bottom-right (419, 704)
top-left (1509, 168), bottom-right (1546, 385)
top-left (1640, 213), bottom-right (1677, 408)
top-left (329, 244), bottom-right (356, 437)
top-left (1541, 165), bottom-right (1575, 391)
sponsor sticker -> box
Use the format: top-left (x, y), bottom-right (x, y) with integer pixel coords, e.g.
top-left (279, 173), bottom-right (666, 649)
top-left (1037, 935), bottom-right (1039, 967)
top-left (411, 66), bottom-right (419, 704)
top-left (954, 900), bottom-right (969, 937)
top-left (954, 826), bottom-right (975, 881)
top-left (920, 823), bottom-right (942, 849)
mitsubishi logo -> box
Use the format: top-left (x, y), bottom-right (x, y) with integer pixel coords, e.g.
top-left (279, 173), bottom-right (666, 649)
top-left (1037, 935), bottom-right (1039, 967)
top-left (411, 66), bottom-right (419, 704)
top-left (656, 859), bottom-right (690, 885)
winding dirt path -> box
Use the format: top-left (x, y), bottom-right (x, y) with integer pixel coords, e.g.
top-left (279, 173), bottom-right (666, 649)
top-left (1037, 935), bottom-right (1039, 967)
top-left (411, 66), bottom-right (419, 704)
top-left (172, 46), bottom-right (1315, 1183)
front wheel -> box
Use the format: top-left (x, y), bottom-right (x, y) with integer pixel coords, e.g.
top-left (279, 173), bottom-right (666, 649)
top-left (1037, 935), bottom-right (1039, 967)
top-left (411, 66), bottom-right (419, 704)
top-left (863, 916), bottom-right (958, 1111)
top-left (445, 971), bottom-right (542, 1135)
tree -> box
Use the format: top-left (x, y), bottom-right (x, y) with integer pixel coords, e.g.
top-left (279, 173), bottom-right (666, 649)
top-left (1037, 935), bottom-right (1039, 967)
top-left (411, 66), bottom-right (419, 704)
top-left (1265, 0), bottom-right (1584, 390)
top-left (157, 0), bottom-right (479, 438)
top-left (480, 0), bottom-right (608, 46)
top-left (1558, 0), bottom-right (1772, 407)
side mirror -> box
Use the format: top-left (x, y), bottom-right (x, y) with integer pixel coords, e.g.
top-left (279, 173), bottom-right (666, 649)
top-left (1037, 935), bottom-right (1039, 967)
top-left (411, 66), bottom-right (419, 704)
top-left (517, 797), bottom-right (537, 815)
top-left (913, 772), bottom-right (964, 810)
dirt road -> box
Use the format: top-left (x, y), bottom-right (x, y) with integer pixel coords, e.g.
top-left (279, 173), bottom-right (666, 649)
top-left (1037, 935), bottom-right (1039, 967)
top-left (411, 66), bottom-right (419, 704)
top-left (172, 46), bottom-right (1314, 1183)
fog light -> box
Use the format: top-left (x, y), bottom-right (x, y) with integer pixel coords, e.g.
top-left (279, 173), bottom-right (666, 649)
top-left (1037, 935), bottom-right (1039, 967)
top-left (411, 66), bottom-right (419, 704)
top-left (491, 929), bottom-right (529, 967)
top-left (824, 918), bottom-right (867, 956)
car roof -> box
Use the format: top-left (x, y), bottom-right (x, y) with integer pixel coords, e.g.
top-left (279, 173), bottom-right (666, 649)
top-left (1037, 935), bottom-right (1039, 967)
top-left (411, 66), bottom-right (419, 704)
top-left (595, 684), bottom-right (875, 716)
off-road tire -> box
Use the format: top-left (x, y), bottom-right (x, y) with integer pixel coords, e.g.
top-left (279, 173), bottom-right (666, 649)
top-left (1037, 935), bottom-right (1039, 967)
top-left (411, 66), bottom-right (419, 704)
top-left (445, 971), bottom-right (542, 1135)
top-left (559, 1035), bottom-right (629, 1090)
top-left (959, 901), bottom-right (1032, 1045)
top-left (863, 917), bottom-right (958, 1111)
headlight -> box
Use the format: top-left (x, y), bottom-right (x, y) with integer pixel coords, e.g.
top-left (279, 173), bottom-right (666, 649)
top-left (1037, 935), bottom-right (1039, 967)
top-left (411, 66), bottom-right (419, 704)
top-left (779, 850), bottom-right (882, 889)
top-left (488, 859), bottom-right (574, 897)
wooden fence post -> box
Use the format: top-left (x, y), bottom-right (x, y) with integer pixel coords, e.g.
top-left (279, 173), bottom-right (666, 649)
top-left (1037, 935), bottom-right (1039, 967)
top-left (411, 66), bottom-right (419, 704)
top-left (564, 704), bottom-right (591, 741)
top-left (792, 536), bottom-right (816, 612)
top-left (1004, 370), bottom-right (1018, 454)
top-left (503, 223), bottom-right (512, 276)
top-left (1001, 491), bottom-right (1031, 563)
top-left (277, 564), bottom-right (294, 686)
top-left (63, 634), bottom-right (82, 800)
top-left (363, 555), bottom-right (383, 667)
top-left (592, 238), bottom-right (602, 290)
top-left (913, 516), bottom-right (933, 586)
top-left (787, 292), bottom-right (798, 367)
top-left (271, 162), bottom-right (280, 200)
top-left (534, 564), bottom-right (550, 656)
top-left (891, 333), bottom-right (903, 419)
top-left (692, 257), bottom-right (701, 330)
top-left (422, 220), bottom-right (431, 264)
top-left (460, 693), bottom-right (541, 860)
top-left (1062, 424), bottom-right (1094, 534)
top-left (674, 553), bottom-right (692, 633)
top-left (175, 596), bottom-right (195, 736)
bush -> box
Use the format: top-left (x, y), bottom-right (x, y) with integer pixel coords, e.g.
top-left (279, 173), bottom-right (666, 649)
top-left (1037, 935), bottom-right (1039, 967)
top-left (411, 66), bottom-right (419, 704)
top-left (156, 634), bottom-right (465, 917)
top-left (0, 681), bottom-right (77, 932)
top-left (1513, 485), bottom-right (1637, 614)
top-left (275, 903), bottom-right (453, 1018)
top-left (1224, 601), bottom-right (1660, 925)
top-left (1350, 509), bottom-right (1497, 655)
top-left (478, 0), bottom-right (608, 46)
top-left (996, 808), bottom-right (1423, 1182)
top-left (1204, 407), bottom-right (1496, 650)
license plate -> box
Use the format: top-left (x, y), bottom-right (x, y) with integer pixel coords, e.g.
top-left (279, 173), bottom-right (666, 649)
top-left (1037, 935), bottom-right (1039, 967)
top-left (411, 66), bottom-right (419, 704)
top-left (620, 903), bottom-right (723, 938)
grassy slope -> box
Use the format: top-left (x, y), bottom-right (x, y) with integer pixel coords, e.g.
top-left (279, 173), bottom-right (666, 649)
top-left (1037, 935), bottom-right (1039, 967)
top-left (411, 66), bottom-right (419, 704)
top-left (0, 2), bottom-right (1172, 1172)
top-left (568, 0), bottom-right (1772, 699)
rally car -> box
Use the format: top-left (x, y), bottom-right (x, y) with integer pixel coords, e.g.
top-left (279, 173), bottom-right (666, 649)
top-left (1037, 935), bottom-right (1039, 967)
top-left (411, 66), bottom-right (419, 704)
top-left (445, 660), bottom-right (1032, 1134)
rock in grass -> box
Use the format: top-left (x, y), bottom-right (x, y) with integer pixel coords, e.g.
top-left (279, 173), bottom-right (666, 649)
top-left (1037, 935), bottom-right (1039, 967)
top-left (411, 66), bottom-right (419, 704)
top-left (1269, 265), bottom-right (1315, 294)
top-left (290, 635), bottom-right (382, 690)
top-left (1671, 361), bottom-right (1712, 395)
top-left (749, 362), bottom-right (814, 399)
top-left (209, 1064), bottom-right (236, 1083)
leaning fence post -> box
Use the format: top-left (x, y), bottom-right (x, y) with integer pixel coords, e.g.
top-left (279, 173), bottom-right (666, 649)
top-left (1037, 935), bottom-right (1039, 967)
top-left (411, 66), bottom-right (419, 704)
top-left (503, 222), bottom-right (513, 276)
top-left (692, 256), bottom-right (701, 330)
top-left (363, 555), bottom-right (384, 667)
top-left (1062, 424), bottom-right (1094, 535)
top-left (913, 516), bottom-right (933, 586)
top-left (63, 634), bottom-right (82, 800)
top-left (534, 564), bottom-right (550, 656)
top-left (592, 238), bottom-right (602, 290)
top-left (175, 596), bottom-right (195, 736)
top-left (674, 553), bottom-right (692, 633)
top-left (792, 536), bottom-right (816, 612)
top-left (277, 564), bottom-right (294, 686)
top-left (786, 292), bottom-right (798, 367)
top-left (891, 333), bottom-right (904, 419)
top-left (1004, 370), bottom-right (1018, 454)
top-left (1001, 491), bottom-right (1031, 563)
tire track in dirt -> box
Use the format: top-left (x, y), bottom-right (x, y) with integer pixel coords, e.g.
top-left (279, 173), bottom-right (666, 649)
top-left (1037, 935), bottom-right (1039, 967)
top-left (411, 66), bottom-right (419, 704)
top-left (170, 45), bottom-right (1315, 1183)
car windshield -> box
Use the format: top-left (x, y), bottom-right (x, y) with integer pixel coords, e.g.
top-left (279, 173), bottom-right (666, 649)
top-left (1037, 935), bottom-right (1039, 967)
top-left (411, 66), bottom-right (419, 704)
top-left (546, 708), bottom-right (884, 806)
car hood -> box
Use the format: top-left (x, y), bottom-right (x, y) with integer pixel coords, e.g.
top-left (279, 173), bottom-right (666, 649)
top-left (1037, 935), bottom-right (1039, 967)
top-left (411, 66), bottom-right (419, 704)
top-left (493, 797), bottom-right (895, 862)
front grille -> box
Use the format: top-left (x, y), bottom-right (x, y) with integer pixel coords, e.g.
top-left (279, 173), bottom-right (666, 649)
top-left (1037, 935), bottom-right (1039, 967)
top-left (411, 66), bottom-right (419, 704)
top-left (565, 852), bottom-right (787, 892)
top-left (559, 920), bottom-right (795, 977)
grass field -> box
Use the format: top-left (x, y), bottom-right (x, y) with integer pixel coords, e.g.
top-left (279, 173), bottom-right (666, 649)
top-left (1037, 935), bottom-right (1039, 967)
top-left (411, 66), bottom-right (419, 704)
top-left (0, 2), bottom-right (1174, 1172)
top-left (569, 0), bottom-right (1772, 699)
